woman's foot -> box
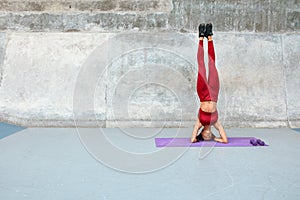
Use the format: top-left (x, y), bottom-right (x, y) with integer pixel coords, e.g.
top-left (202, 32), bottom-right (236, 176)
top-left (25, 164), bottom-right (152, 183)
top-left (205, 23), bottom-right (213, 38)
top-left (198, 23), bottom-right (206, 38)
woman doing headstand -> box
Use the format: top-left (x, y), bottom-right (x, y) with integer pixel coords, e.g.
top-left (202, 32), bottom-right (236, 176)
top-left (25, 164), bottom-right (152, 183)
top-left (191, 23), bottom-right (228, 144)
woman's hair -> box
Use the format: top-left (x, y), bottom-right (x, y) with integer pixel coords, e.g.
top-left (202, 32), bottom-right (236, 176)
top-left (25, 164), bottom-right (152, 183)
top-left (196, 133), bottom-right (204, 141)
top-left (197, 128), bottom-right (215, 141)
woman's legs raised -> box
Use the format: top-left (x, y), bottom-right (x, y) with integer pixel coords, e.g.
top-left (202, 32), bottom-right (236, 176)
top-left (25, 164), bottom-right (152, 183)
top-left (197, 38), bottom-right (210, 101)
top-left (207, 38), bottom-right (220, 102)
top-left (197, 39), bottom-right (205, 77)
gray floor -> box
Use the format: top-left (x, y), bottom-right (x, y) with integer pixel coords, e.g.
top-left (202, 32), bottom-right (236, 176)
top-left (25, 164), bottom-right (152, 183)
top-left (1, 127), bottom-right (300, 200)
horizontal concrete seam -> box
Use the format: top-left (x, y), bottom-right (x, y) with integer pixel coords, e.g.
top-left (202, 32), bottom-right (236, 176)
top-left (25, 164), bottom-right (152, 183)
top-left (0, 11), bottom-right (170, 14)
top-left (1, 30), bottom-right (299, 35)
top-left (0, 0), bottom-right (173, 13)
top-left (286, 8), bottom-right (300, 12)
top-left (1, 31), bottom-right (296, 35)
top-left (1, 29), bottom-right (298, 34)
top-left (0, 7), bottom-right (282, 13)
top-left (1, 117), bottom-right (292, 124)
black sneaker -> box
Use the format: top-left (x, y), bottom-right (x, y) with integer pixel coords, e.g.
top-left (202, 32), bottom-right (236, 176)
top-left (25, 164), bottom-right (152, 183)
top-left (205, 23), bottom-right (213, 37)
top-left (198, 23), bottom-right (206, 38)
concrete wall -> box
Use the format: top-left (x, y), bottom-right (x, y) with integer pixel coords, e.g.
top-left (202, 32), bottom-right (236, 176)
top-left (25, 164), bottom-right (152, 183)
top-left (0, 0), bottom-right (299, 128)
top-left (0, 0), bottom-right (299, 32)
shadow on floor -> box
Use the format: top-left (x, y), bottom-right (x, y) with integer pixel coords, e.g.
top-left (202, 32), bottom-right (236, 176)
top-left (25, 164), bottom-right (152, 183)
top-left (0, 122), bottom-right (26, 140)
top-left (292, 128), bottom-right (300, 133)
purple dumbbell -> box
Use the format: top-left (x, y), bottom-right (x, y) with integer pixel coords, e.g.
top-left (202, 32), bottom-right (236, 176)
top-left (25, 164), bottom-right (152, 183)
top-left (250, 138), bottom-right (258, 146)
top-left (257, 139), bottom-right (265, 146)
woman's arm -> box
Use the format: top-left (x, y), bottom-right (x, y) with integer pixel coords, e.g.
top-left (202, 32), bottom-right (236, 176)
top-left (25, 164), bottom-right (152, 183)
top-left (213, 120), bottom-right (228, 143)
top-left (191, 118), bottom-right (203, 143)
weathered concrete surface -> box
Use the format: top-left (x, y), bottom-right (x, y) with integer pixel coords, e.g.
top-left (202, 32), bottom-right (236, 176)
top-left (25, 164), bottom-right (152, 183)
top-left (0, 32), bottom-right (299, 128)
top-left (283, 34), bottom-right (300, 128)
top-left (217, 33), bottom-right (287, 128)
top-left (0, 0), bottom-right (299, 128)
top-left (0, 0), bottom-right (173, 12)
top-left (0, 0), bottom-right (299, 32)
top-left (105, 34), bottom-right (197, 126)
top-left (0, 32), bottom-right (111, 127)
top-left (72, 32), bottom-right (199, 128)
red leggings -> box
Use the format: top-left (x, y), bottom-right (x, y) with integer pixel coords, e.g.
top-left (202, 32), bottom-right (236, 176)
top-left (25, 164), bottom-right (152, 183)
top-left (197, 40), bottom-right (220, 125)
top-left (196, 40), bottom-right (220, 102)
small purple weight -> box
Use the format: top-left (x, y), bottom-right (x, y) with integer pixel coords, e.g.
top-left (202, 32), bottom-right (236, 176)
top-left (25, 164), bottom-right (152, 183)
top-left (250, 138), bottom-right (258, 146)
top-left (257, 139), bottom-right (265, 146)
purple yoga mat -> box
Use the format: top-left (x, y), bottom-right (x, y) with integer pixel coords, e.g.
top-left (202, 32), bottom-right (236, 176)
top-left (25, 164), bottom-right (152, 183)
top-left (155, 137), bottom-right (268, 147)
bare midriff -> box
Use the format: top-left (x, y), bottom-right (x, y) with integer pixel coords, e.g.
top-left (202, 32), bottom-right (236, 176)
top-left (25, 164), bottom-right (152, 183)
top-left (200, 101), bottom-right (217, 113)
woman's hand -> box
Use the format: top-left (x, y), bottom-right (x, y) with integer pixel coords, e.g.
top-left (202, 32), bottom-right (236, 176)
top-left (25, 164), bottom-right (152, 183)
top-left (191, 118), bottom-right (202, 143)
top-left (191, 137), bottom-right (198, 143)
top-left (213, 120), bottom-right (228, 144)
